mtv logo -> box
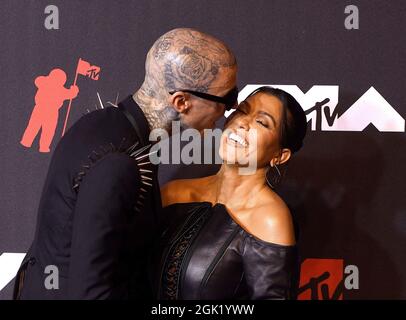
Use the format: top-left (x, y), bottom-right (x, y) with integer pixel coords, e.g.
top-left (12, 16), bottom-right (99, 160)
top-left (234, 85), bottom-right (405, 132)
top-left (298, 258), bottom-right (344, 300)
top-left (298, 258), bottom-right (359, 300)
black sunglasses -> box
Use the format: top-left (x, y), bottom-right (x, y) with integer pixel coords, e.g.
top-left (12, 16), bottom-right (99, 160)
top-left (169, 86), bottom-right (239, 111)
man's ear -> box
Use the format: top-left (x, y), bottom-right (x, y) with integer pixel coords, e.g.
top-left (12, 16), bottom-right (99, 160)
top-left (169, 92), bottom-right (190, 113)
top-left (272, 148), bottom-right (291, 166)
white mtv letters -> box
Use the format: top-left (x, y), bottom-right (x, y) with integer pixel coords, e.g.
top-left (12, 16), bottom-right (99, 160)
top-left (234, 85), bottom-right (405, 132)
top-left (328, 87), bottom-right (404, 132)
top-left (0, 253), bottom-right (26, 292)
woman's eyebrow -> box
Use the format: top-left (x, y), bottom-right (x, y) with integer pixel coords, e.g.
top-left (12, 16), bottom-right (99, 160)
top-left (258, 110), bottom-right (276, 127)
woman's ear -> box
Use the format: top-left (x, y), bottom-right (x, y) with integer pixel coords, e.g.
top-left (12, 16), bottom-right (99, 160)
top-left (169, 92), bottom-right (190, 113)
top-left (271, 148), bottom-right (291, 166)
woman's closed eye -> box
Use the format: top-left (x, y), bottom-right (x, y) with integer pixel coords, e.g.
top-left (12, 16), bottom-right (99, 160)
top-left (256, 119), bottom-right (269, 128)
top-left (234, 108), bottom-right (270, 128)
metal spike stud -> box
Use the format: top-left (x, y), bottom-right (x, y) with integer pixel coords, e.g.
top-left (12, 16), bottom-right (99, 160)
top-left (141, 181), bottom-right (153, 187)
top-left (136, 161), bottom-right (151, 167)
top-left (107, 101), bottom-right (119, 108)
top-left (126, 141), bottom-right (140, 154)
top-left (130, 144), bottom-right (151, 158)
top-left (135, 150), bottom-right (158, 161)
top-left (97, 92), bottom-right (104, 109)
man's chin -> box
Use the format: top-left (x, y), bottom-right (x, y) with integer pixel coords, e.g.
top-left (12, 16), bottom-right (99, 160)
top-left (179, 120), bottom-right (191, 131)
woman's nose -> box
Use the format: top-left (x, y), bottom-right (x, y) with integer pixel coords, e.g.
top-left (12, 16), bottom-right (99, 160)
top-left (237, 115), bottom-right (250, 130)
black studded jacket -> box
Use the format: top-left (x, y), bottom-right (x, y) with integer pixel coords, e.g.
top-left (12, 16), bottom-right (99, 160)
top-left (14, 96), bottom-right (161, 300)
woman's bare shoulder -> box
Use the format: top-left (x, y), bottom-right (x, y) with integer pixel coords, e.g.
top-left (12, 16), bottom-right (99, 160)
top-left (246, 190), bottom-right (295, 246)
top-left (160, 176), bottom-right (212, 207)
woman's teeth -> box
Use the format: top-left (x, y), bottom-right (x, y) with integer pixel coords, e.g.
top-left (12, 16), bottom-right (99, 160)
top-left (228, 132), bottom-right (248, 147)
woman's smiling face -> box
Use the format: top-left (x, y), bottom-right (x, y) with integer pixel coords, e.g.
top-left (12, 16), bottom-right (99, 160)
top-left (219, 91), bottom-right (291, 169)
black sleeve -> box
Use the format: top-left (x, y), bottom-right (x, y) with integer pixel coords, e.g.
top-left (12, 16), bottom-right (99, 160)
top-left (242, 235), bottom-right (299, 300)
top-left (67, 152), bottom-right (141, 299)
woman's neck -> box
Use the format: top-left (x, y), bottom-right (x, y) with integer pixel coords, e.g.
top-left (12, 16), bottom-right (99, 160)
top-left (211, 164), bottom-right (268, 210)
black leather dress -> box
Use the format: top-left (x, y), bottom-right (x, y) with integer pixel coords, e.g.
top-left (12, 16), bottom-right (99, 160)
top-left (150, 202), bottom-right (299, 300)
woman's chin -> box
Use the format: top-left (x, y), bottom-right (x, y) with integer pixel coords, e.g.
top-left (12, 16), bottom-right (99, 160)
top-left (219, 147), bottom-right (261, 174)
top-left (219, 152), bottom-right (249, 167)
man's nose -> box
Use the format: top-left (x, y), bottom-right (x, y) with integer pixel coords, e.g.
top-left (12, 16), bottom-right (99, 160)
top-left (229, 100), bottom-right (238, 110)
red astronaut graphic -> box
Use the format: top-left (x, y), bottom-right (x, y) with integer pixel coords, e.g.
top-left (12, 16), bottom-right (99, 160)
top-left (20, 69), bottom-right (79, 153)
top-left (20, 58), bottom-right (100, 153)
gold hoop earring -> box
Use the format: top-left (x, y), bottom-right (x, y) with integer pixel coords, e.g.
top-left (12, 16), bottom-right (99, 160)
top-left (265, 163), bottom-right (282, 189)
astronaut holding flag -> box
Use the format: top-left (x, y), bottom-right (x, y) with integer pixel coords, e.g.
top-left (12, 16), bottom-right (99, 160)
top-left (20, 58), bottom-right (100, 152)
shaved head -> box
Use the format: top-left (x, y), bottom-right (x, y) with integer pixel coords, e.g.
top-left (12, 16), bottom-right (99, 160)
top-left (133, 28), bottom-right (237, 132)
top-left (149, 28), bottom-right (236, 93)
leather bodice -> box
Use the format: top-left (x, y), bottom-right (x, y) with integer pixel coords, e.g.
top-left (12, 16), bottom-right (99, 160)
top-left (150, 202), bottom-right (299, 300)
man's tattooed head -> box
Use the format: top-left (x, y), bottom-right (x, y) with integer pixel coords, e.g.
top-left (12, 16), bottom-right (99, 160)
top-left (133, 28), bottom-right (237, 132)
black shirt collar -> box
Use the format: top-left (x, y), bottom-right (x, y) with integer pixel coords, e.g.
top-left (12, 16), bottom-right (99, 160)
top-left (118, 95), bottom-right (150, 146)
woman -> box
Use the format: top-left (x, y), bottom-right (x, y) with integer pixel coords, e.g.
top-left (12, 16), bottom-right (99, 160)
top-left (149, 86), bottom-right (307, 300)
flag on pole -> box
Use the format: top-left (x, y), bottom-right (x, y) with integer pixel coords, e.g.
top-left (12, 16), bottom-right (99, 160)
top-left (76, 58), bottom-right (101, 80)
top-left (61, 58), bottom-right (101, 136)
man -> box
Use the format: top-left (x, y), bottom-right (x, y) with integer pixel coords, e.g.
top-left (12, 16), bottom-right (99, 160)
top-left (13, 28), bottom-right (237, 299)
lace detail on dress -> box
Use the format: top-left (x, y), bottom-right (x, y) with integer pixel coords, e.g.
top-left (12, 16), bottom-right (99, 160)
top-left (161, 205), bottom-right (211, 300)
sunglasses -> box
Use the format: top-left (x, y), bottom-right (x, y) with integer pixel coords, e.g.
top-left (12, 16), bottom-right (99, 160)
top-left (169, 86), bottom-right (239, 111)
